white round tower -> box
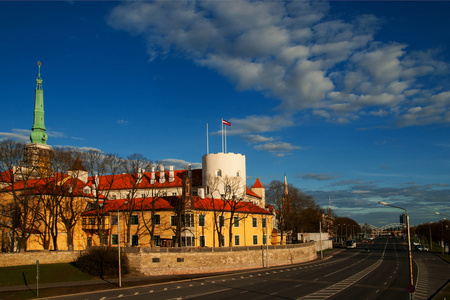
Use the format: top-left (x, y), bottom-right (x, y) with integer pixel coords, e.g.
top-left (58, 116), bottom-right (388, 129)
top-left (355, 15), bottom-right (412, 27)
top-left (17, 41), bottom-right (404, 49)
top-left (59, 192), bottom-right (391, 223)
top-left (202, 152), bottom-right (246, 199)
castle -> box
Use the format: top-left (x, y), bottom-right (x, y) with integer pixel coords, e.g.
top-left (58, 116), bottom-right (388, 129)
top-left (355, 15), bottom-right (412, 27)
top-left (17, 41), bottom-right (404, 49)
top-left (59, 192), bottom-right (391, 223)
top-left (0, 63), bottom-right (278, 252)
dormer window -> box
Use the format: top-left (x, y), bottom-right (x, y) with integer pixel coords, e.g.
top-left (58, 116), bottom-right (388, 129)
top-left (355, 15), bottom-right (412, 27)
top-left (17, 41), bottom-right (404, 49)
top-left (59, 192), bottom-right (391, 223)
top-left (236, 171), bottom-right (240, 177)
top-left (216, 170), bottom-right (222, 177)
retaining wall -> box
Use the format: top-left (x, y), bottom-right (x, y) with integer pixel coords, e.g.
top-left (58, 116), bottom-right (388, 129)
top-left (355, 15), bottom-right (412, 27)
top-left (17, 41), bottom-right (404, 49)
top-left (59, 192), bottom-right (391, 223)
top-left (0, 250), bottom-right (82, 267)
top-left (0, 243), bottom-right (317, 275)
top-left (127, 243), bottom-right (317, 275)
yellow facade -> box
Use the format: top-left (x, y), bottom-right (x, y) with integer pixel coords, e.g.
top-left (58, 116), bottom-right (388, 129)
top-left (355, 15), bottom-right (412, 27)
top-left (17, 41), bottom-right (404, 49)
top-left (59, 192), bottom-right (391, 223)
top-left (82, 208), bottom-right (273, 248)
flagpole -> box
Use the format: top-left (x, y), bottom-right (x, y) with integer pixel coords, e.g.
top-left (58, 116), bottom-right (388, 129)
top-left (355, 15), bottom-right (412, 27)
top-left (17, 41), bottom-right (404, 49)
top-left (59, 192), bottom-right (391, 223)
top-left (221, 120), bottom-right (224, 153)
top-left (206, 123), bottom-right (209, 155)
top-left (225, 125), bottom-right (227, 153)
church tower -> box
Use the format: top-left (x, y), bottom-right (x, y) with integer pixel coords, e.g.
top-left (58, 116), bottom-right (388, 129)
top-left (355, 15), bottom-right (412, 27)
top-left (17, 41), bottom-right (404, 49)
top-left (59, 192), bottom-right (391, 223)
top-left (30, 61), bottom-right (48, 145)
top-left (26, 61), bottom-right (52, 176)
top-left (282, 174), bottom-right (290, 214)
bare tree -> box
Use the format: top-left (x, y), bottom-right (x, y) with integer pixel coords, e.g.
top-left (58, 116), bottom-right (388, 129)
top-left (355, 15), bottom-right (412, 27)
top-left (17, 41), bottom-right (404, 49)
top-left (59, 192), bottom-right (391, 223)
top-left (120, 153), bottom-right (153, 247)
top-left (81, 150), bottom-right (122, 246)
top-left (266, 180), bottom-right (317, 244)
top-left (0, 140), bottom-right (42, 252)
top-left (169, 171), bottom-right (194, 247)
top-left (204, 174), bottom-right (249, 247)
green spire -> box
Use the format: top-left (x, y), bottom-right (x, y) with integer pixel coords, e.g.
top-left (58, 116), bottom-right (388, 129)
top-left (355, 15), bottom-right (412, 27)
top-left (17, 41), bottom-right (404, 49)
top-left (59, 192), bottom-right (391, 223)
top-left (30, 61), bottom-right (48, 145)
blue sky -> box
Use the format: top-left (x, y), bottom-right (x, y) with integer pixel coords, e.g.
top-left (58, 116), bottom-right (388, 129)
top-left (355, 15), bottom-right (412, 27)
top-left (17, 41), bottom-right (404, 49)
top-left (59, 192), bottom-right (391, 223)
top-left (1, 0), bottom-right (450, 227)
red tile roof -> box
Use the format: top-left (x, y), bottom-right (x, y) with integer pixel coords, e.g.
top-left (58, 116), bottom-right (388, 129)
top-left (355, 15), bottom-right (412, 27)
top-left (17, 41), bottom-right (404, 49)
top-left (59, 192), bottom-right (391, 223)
top-left (1, 173), bottom-right (97, 198)
top-left (246, 187), bottom-right (261, 199)
top-left (89, 169), bottom-right (202, 191)
top-left (82, 196), bottom-right (271, 216)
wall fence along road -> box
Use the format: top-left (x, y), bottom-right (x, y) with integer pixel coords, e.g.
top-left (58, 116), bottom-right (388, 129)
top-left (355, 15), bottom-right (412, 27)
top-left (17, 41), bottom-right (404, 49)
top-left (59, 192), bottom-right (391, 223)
top-left (0, 242), bottom-right (317, 275)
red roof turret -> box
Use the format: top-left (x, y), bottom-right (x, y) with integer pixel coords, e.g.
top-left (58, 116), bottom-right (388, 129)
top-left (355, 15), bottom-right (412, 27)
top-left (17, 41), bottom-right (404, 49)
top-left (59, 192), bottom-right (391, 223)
top-left (252, 178), bottom-right (264, 189)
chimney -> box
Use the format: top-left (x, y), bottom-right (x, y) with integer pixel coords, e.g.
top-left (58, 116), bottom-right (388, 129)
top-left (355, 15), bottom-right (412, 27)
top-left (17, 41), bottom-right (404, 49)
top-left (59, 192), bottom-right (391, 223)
top-left (159, 165), bottom-right (165, 184)
top-left (137, 168), bottom-right (144, 184)
top-left (198, 187), bottom-right (205, 199)
top-left (169, 166), bottom-right (175, 182)
top-left (93, 175), bottom-right (99, 196)
top-left (150, 166), bottom-right (155, 184)
top-left (187, 164), bottom-right (192, 178)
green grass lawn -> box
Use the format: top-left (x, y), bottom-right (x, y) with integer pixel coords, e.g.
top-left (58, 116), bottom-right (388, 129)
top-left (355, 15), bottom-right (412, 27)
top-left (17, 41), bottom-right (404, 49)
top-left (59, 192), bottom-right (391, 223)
top-left (0, 263), bottom-right (92, 287)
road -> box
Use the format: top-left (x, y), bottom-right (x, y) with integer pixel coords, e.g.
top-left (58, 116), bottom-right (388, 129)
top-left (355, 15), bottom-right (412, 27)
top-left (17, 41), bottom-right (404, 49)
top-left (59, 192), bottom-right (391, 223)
top-left (47, 237), bottom-right (449, 300)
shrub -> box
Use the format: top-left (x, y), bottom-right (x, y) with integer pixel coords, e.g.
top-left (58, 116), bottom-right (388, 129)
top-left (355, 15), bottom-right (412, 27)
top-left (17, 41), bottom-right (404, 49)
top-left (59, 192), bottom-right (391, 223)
top-left (74, 247), bottom-right (129, 278)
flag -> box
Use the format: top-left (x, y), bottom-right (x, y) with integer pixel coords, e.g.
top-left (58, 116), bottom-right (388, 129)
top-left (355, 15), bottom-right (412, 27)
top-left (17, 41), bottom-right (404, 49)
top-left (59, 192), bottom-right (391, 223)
top-left (222, 119), bottom-right (231, 126)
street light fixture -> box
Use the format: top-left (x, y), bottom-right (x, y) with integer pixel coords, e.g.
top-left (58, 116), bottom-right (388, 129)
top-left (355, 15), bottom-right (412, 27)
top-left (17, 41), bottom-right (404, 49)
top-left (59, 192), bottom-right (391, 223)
top-left (435, 212), bottom-right (449, 255)
top-left (379, 201), bottom-right (414, 299)
top-left (435, 211), bottom-right (450, 218)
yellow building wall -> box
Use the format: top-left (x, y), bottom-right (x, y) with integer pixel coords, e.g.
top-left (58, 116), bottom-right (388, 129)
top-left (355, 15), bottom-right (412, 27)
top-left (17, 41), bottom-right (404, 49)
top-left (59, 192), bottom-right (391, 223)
top-left (93, 208), bottom-right (273, 249)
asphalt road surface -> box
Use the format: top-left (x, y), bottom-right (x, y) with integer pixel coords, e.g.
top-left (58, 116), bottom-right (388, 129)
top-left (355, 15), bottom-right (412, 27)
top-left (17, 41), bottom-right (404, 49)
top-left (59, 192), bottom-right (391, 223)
top-left (47, 237), bottom-right (450, 300)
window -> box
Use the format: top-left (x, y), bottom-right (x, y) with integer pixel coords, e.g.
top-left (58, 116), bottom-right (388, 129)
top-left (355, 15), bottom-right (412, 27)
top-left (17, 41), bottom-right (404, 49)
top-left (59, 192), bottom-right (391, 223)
top-left (172, 192), bottom-right (177, 196)
top-left (236, 171), bottom-right (240, 177)
top-left (131, 215), bottom-right (139, 225)
top-left (216, 169), bottom-right (222, 177)
top-left (234, 235), bottom-right (240, 246)
top-left (263, 234), bottom-right (267, 245)
top-left (153, 214), bottom-right (160, 225)
top-left (200, 236), bottom-right (206, 247)
top-left (111, 194), bottom-right (117, 200)
top-left (220, 234), bottom-right (225, 247)
top-left (87, 237), bottom-right (92, 247)
top-left (111, 234), bottom-right (118, 245)
top-left (111, 215), bottom-right (118, 226)
top-left (252, 217), bottom-right (257, 227)
top-left (182, 214), bottom-right (194, 227)
top-left (253, 235), bottom-right (258, 245)
top-left (101, 235), bottom-right (108, 245)
top-left (226, 185), bottom-right (231, 194)
top-left (131, 235), bottom-right (139, 246)
top-left (171, 216), bottom-right (177, 226)
top-left (234, 216), bottom-right (240, 227)
top-left (199, 214), bottom-right (205, 227)
top-left (82, 218), bottom-right (86, 225)
top-left (219, 215), bottom-right (225, 227)
top-left (153, 235), bottom-right (161, 246)
top-left (88, 218), bottom-right (95, 225)
top-left (183, 236), bottom-right (195, 247)
top-left (262, 218), bottom-right (266, 228)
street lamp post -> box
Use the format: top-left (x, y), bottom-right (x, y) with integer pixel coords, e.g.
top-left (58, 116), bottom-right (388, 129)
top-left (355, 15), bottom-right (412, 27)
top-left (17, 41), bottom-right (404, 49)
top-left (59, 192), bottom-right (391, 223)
top-left (379, 201), bottom-right (414, 299)
top-left (117, 206), bottom-right (121, 288)
top-left (435, 212), bottom-right (449, 255)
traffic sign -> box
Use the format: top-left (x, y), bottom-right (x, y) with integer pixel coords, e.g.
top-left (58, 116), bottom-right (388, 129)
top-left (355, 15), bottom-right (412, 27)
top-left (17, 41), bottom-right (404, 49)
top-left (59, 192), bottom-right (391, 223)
top-left (407, 284), bottom-right (415, 293)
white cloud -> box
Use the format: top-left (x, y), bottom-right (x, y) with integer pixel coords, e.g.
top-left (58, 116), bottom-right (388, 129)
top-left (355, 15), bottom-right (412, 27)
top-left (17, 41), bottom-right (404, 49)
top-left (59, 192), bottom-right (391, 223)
top-left (254, 142), bottom-right (301, 154)
top-left (242, 135), bottom-right (275, 144)
top-left (108, 0), bottom-right (450, 127)
top-left (160, 158), bottom-right (201, 170)
top-left (213, 115), bottom-right (294, 136)
top-left (0, 131), bottom-right (29, 143)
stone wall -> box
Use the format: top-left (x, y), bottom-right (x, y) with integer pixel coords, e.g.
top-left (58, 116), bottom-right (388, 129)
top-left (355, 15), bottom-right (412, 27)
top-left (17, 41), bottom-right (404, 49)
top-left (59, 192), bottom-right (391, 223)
top-left (0, 250), bottom-right (83, 267)
top-left (0, 243), bottom-right (317, 275)
top-left (127, 242), bottom-right (317, 276)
